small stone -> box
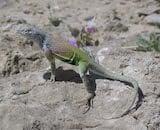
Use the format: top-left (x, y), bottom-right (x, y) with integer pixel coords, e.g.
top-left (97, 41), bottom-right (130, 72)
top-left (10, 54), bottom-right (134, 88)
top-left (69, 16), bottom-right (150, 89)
top-left (12, 95), bottom-right (18, 100)
top-left (38, 10), bottom-right (43, 14)
top-left (104, 1), bottom-right (111, 5)
top-left (3, 34), bottom-right (14, 41)
top-left (154, 55), bottom-right (160, 58)
top-left (53, 5), bottom-right (60, 11)
top-left (23, 9), bottom-right (30, 14)
top-left (17, 19), bottom-right (26, 24)
top-left (84, 16), bottom-right (94, 21)
top-left (25, 52), bottom-right (40, 61)
top-left (119, 64), bottom-right (129, 69)
top-left (144, 14), bottom-right (160, 25)
top-left (6, 17), bottom-right (14, 23)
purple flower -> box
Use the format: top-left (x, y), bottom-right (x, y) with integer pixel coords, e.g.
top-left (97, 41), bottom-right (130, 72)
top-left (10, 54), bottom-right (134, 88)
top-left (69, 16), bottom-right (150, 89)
top-left (68, 39), bottom-right (78, 47)
top-left (86, 20), bottom-right (97, 33)
top-left (86, 27), bottom-right (94, 33)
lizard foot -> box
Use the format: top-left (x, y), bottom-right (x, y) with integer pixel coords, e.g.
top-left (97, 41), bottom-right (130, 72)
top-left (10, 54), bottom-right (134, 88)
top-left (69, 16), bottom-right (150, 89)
top-left (50, 75), bottom-right (56, 82)
top-left (83, 93), bottom-right (96, 114)
top-left (44, 67), bottom-right (56, 82)
top-left (83, 98), bottom-right (93, 114)
top-left (76, 93), bottom-right (96, 114)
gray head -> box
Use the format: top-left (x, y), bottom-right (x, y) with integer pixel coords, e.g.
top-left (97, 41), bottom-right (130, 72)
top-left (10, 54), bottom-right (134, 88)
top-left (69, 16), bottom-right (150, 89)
top-left (16, 24), bottom-right (46, 47)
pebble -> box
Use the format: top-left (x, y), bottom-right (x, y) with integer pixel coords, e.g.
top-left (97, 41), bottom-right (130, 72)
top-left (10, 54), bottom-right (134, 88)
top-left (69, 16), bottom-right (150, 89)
top-left (23, 9), bottom-right (31, 14)
top-left (144, 14), bottom-right (160, 25)
top-left (84, 16), bottom-right (94, 21)
top-left (38, 10), bottom-right (44, 14)
top-left (12, 95), bottom-right (18, 100)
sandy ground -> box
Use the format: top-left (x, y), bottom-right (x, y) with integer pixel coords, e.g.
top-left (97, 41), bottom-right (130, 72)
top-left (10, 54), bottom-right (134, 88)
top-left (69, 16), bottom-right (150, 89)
top-left (0, 0), bottom-right (160, 130)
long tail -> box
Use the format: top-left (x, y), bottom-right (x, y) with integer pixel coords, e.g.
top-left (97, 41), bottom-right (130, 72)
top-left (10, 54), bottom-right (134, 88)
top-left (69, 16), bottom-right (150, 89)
top-left (89, 62), bottom-right (143, 119)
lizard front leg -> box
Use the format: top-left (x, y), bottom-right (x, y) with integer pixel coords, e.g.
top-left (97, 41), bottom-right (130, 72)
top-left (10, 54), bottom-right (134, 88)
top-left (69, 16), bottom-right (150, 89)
top-left (78, 61), bottom-right (96, 114)
top-left (44, 49), bottom-right (56, 82)
top-left (49, 57), bottom-right (56, 82)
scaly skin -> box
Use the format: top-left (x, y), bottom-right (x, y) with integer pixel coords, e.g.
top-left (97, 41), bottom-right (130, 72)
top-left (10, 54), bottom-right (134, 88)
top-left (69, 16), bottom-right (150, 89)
top-left (15, 24), bottom-right (144, 118)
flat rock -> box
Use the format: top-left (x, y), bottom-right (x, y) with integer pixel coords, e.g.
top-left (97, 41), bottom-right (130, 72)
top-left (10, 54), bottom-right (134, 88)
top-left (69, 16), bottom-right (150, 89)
top-left (144, 14), bottom-right (160, 25)
top-left (137, 6), bottom-right (160, 16)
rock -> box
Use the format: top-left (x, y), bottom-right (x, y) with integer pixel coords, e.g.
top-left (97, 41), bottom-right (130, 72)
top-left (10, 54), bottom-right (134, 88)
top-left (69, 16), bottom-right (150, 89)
top-left (2, 51), bottom-right (26, 76)
top-left (25, 52), bottom-right (41, 61)
top-left (2, 34), bottom-right (14, 41)
top-left (137, 6), bottom-right (160, 16)
top-left (23, 9), bottom-right (31, 14)
top-left (84, 16), bottom-right (94, 21)
top-left (6, 16), bottom-right (26, 24)
top-left (144, 14), bottom-right (160, 25)
top-left (37, 9), bottom-right (44, 14)
top-left (105, 21), bottom-right (128, 32)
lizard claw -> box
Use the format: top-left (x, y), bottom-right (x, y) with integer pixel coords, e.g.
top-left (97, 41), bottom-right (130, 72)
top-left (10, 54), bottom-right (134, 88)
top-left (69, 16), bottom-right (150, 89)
top-left (50, 75), bottom-right (56, 82)
top-left (76, 93), bottom-right (95, 114)
top-left (83, 98), bottom-right (93, 114)
top-left (83, 106), bottom-right (90, 114)
top-left (83, 93), bottom-right (95, 114)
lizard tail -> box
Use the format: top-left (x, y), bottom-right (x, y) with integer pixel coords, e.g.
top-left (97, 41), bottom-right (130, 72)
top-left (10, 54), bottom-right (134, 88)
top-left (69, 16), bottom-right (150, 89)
top-left (89, 62), bottom-right (144, 119)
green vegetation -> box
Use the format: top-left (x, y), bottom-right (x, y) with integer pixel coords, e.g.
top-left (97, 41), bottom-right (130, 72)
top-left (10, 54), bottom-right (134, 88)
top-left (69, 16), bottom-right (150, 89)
top-left (136, 33), bottom-right (160, 52)
top-left (76, 27), bottom-right (99, 47)
top-left (48, 17), bottom-right (63, 27)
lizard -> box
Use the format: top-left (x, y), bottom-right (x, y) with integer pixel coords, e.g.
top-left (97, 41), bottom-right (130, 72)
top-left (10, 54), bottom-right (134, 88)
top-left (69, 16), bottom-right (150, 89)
top-left (14, 24), bottom-right (144, 118)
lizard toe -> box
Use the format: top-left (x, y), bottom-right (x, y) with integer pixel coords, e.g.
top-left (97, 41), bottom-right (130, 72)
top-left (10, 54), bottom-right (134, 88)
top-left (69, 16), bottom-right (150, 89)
top-left (50, 75), bottom-right (56, 82)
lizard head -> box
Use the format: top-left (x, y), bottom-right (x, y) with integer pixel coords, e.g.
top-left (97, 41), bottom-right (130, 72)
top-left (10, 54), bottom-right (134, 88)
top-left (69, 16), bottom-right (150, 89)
top-left (16, 24), bottom-right (46, 44)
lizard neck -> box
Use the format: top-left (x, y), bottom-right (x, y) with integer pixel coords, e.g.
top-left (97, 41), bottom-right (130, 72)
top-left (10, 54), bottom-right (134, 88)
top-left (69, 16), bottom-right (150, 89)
top-left (38, 36), bottom-right (46, 49)
top-left (33, 32), bottom-right (47, 49)
top-left (41, 36), bottom-right (51, 49)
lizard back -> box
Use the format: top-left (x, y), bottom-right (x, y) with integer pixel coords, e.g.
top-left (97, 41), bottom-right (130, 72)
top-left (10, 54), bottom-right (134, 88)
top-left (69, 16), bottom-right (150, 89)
top-left (46, 34), bottom-right (91, 66)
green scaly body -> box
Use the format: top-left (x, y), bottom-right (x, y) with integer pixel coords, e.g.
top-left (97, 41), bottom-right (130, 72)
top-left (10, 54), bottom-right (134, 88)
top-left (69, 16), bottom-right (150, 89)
top-left (47, 35), bottom-right (91, 65)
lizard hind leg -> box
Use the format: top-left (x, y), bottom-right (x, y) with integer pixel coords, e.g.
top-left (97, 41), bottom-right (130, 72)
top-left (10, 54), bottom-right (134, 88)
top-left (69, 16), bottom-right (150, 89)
top-left (78, 61), bottom-right (96, 114)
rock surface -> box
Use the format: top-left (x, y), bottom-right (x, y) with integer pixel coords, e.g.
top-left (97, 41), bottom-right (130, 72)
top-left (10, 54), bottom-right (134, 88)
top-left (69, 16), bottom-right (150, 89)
top-left (0, 0), bottom-right (160, 130)
top-left (144, 14), bottom-right (160, 25)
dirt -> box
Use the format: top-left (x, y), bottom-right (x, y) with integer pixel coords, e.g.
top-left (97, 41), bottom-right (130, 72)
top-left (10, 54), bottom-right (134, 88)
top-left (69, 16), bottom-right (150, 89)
top-left (0, 0), bottom-right (160, 130)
